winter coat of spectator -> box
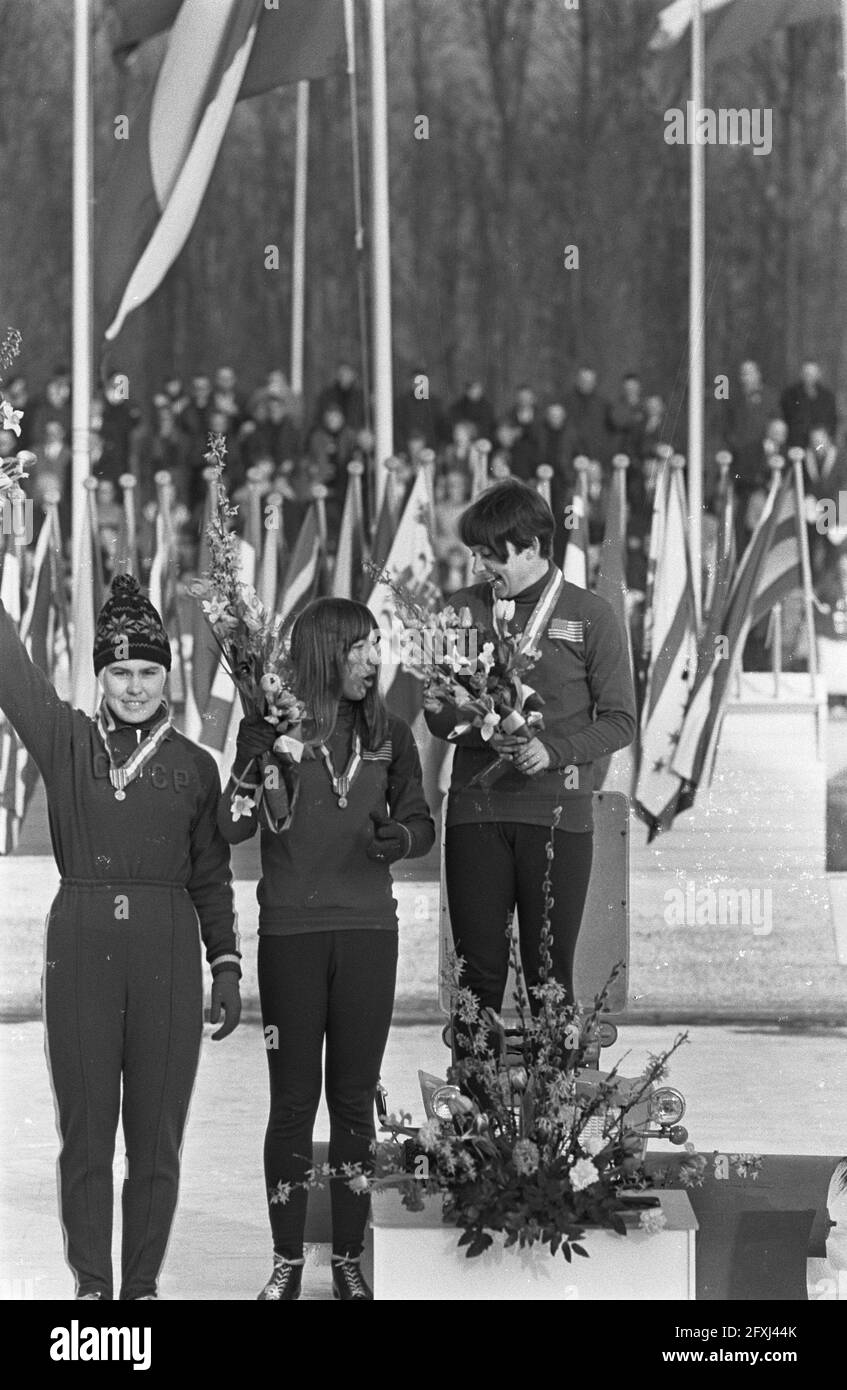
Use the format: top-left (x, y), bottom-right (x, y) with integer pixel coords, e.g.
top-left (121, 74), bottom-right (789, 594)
top-left (244, 396), bottom-right (301, 471)
top-left (607, 374), bottom-right (647, 465)
top-left (448, 382), bottom-right (497, 443)
top-left (781, 361), bottom-right (838, 449)
top-left (721, 361), bottom-right (779, 549)
top-left (505, 387), bottom-right (545, 482)
top-left (34, 367), bottom-right (72, 441)
top-left (563, 368), bottom-right (613, 466)
top-left (312, 363), bottom-right (366, 433)
top-left (148, 409), bottom-right (193, 509)
top-left (803, 428), bottom-right (846, 580)
top-left (394, 371), bottom-right (449, 452)
top-left (96, 378), bottom-right (143, 488)
top-left (641, 395), bottom-right (668, 461)
top-left (211, 366), bottom-right (247, 431)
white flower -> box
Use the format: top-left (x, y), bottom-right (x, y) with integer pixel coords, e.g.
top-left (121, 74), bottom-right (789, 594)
top-left (0, 400), bottom-right (23, 436)
top-left (569, 1157), bottom-right (600, 1193)
top-left (493, 598), bottom-right (515, 628)
top-left (480, 710), bottom-right (501, 741)
top-left (261, 672), bottom-right (282, 696)
top-left (239, 584), bottom-right (266, 634)
top-left (202, 595), bottom-right (230, 626)
top-left (639, 1208), bottom-right (668, 1235)
top-left (477, 641), bottom-right (496, 675)
top-left (348, 1173), bottom-right (370, 1195)
top-left (230, 793), bottom-right (256, 822)
top-left (416, 1119), bottom-right (445, 1151)
top-left (582, 1135), bottom-right (606, 1158)
top-left (512, 1139), bottom-right (540, 1175)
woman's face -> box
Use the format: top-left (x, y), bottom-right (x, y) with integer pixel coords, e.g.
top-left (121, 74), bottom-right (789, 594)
top-left (100, 661), bottom-right (167, 724)
top-left (341, 631), bottom-right (381, 701)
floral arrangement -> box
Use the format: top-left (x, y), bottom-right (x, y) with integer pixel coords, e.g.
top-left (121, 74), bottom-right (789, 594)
top-left (189, 434), bottom-right (307, 821)
top-left (287, 810), bottom-right (690, 1261)
top-left (0, 329), bottom-right (35, 497)
top-left (365, 562), bottom-right (544, 788)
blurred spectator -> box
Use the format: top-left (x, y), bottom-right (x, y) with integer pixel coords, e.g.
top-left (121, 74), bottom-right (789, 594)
top-left (181, 372), bottom-right (214, 447)
top-left (781, 359), bottom-right (837, 450)
top-left (212, 365), bottom-right (247, 429)
top-left (542, 402), bottom-right (575, 566)
top-left (642, 394), bottom-right (667, 460)
top-left (306, 405), bottom-right (358, 545)
top-left (208, 407), bottom-right (244, 491)
top-left (433, 469), bottom-right (470, 586)
top-left (721, 359), bottom-right (778, 550)
top-left (35, 365), bottom-right (72, 439)
top-left (149, 404), bottom-right (192, 508)
top-left (96, 372), bottom-right (142, 488)
top-left (394, 367), bottom-right (448, 452)
top-left (34, 419), bottom-right (72, 541)
top-left (490, 419), bottom-right (516, 478)
top-left (505, 385), bottom-right (544, 481)
top-left (162, 374), bottom-right (189, 421)
top-left (439, 419), bottom-right (476, 491)
top-left (803, 426), bottom-right (845, 580)
top-left (96, 478), bottom-right (124, 577)
top-left (4, 374), bottom-right (36, 451)
top-left (563, 366), bottom-right (612, 466)
top-left (448, 379), bottom-right (496, 443)
top-left (608, 373), bottom-right (646, 465)
top-left (313, 361), bottom-right (365, 432)
top-left (245, 391), bottom-right (301, 470)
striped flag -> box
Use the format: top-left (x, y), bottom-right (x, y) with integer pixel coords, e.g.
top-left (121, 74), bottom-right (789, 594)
top-left (595, 461), bottom-right (635, 793)
top-left (370, 468), bottom-right (404, 573)
top-left (562, 492), bottom-right (588, 589)
top-left (279, 501), bottom-right (325, 623)
top-left (672, 473), bottom-right (792, 803)
top-left (332, 462), bottom-right (368, 600)
top-left (0, 516), bottom-right (61, 853)
top-left (634, 460), bottom-right (699, 839)
top-left (749, 478), bottom-right (802, 629)
top-left (99, 0), bottom-right (345, 343)
top-left (184, 538), bottom-right (256, 775)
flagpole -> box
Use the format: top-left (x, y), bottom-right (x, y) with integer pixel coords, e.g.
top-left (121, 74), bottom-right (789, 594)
top-left (789, 446), bottom-right (820, 704)
top-left (688, 0), bottom-right (705, 627)
top-left (842, 0), bottom-right (847, 158)
top-left (368, 0), bottom-right (394, 514)
top-left (72, 0), bottom-right (93, 581)
top-left (290, 80), bottom-right (309, 400)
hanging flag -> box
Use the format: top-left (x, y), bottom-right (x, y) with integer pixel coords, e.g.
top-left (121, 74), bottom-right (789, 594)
top-left (257, 490), bottom-right (285, 612)
top-left (99, 0), bottom-right (346, 343)
top-left (0, 516), bottom-right (61, 854)
top-left (562, 492), bottom-right (588, 589)
top-left (185, 537), bottom-right (256, 776)
top-left (332, 461), bottom-right (368, 601)
top-left (749, 478), bottom-right (802, 629)
top-left (279, 501), bottom-right (324, 623)
top-left (595, 460), bottom-right (635, 793)
top-left (672, 474), bottom-right (789, 807)
top-left (370, 466), bottom-right (404, 573)
top-left (634, 460), bottom-right (699, 839)
top-left (649, 0), bottom-right (840, 103)
top-left (702, 469), bottom-right (736, 628)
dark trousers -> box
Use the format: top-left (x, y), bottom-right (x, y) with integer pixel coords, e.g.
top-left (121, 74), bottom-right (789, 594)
top-left (444, 822), bottom-right (594, 1014)
top-left (43, 883), bottom-right (203, 1300)
top-left (258, 930), bottom-right (397, 1259)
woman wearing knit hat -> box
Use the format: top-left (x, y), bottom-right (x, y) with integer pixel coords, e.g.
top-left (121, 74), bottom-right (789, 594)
top-left (219, 597), bottom-right (435, 1301)
top-left (0, 573), bottom-right (242, 1301)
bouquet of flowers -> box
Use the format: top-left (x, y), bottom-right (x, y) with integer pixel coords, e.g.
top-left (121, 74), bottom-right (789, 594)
top-left (0, 329), bottom-right (36, 500)
top-left (365, 563), bottom-right (544, 788)
top-left (190, 434), bottom-right (307, 824)
top-left (289, 812), bottom-right (690, 1262)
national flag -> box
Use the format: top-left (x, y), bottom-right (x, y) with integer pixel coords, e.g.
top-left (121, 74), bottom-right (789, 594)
top-left (702, 471), bottom-right (736, 628)
top-left (649, 0), bottom-right (840, 104)
top-left (562, 493), bottom-right (588, 589)
top-left (99, 0), bottom-right (346, 343)
top-left (370, 467), bottom-right (404, 573)
top-left (367, 466), bottom-right (438, 716)
top-left (257, 490), bottom-right (285, 612)
top-left (332, 461), bottom-right (368, 600)
top-left (634, 460), bottom-right (699, 839)
top-left (279, 501), bottom-right (325, 623)
top-left (595, 462), bottom-right (635, 793)
top-left (671, 474), bottom-right (789, 805)
top-left (0, 516), bottom-right (61, 853)
top-left (148, 488), bottom-right (188, 707)
top-left (749, 476), bottom-right (802, 630)
top-left (185, 537), bottom-right (256, 777)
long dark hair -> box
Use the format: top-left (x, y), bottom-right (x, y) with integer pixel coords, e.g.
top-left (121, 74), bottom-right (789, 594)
top-left (289, 597), bottom-right (388, 750)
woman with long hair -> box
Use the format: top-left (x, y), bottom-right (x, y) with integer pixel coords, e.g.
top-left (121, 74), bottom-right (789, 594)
top-left (219, 597), bottom-right (435, 1301)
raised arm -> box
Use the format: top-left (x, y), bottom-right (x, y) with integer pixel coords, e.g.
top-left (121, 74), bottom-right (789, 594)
top-left (0, 594), bottom-right (74, 782)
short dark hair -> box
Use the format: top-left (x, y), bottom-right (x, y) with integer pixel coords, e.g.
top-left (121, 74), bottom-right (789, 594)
top-left (459, 480), bottom-right (554, 561)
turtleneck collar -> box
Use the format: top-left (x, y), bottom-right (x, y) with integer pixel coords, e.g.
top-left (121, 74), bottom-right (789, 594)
top-left (107, 700), bottom-right (169, 736)
top-left (512, 562), bottom-right (556, 607)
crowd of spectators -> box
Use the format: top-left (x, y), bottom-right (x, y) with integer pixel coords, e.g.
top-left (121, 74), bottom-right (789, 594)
top-left (1, 356), bottom-right (842, 628)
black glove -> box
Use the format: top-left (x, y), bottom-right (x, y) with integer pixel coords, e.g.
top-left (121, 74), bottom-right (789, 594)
top-left (235, 713), bottom-right (278, 767)
top-left (367, 810), bottom-right (413, 864)
top-left (209, 972), bottom-right (241, 1041)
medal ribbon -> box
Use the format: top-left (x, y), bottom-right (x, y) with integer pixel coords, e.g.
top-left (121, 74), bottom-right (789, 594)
top-left (96, 700), bottom-right (173, 793)
top-left (506, 567), bottom-right (565, 655)
top-left (320, 733), bottom-right (362, 805)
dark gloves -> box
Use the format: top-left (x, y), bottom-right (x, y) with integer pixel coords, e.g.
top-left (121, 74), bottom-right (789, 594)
top-left (209, 972), bottom-right (241, 1040)
top-left (367, 810), bottom-right (413, 864)
top-left (235, 713), bottom-right (278, 767)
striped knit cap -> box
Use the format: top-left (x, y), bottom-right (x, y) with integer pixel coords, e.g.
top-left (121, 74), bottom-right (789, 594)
top-left (93, 574), bottom-right (171, 674)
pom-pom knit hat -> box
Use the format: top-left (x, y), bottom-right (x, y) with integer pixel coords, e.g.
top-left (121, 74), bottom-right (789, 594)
top-left (93, 573), bottom-right (171, 674)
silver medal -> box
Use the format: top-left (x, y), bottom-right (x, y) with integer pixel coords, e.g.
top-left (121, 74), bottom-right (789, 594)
top-left (115, 789), bottom-right (126, 801)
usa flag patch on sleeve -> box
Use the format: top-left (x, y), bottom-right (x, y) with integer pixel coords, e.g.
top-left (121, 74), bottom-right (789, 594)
top-left (547, 619), bottom-right (584, 643)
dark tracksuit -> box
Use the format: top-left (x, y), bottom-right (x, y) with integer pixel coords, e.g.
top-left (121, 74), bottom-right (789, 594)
top-left (219, 701), bottom-right (434, 1259)
top-left (0, 600), bottom-right (240, 1300)
top-left (426, 566), bottom-right (636, 1012)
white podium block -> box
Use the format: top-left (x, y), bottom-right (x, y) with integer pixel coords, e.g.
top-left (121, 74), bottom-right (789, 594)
top-left (371, 1189), bottom-right (697, 1300)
